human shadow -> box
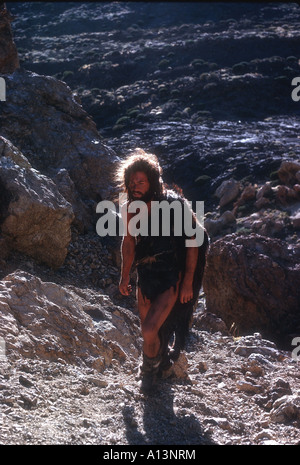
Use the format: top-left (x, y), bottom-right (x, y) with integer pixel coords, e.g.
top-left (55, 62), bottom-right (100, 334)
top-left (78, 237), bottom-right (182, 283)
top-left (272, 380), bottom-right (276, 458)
top-left (122, 379), bottom-right (216, 445)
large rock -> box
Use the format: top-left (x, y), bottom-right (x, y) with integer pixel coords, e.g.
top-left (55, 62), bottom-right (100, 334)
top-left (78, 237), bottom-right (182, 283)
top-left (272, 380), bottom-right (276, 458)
top-left (0, 67), bottom-right (116, 206)
top-left (203, 234), bottom-right (300, 340)
top-left (214, 178), bottom-right (240, 208)
top-left (277, 161), bottom-right (300, 187)
top-left (53, 168), bottom-right (91, 233)
top-left (0, 4), bottom-right (19, 73)
top-left (0, 136), bottom-right (74, 268)
top-left (0, 271), bottom-right (141, 369)
top-left (204, 210), bottom-right (236, 238)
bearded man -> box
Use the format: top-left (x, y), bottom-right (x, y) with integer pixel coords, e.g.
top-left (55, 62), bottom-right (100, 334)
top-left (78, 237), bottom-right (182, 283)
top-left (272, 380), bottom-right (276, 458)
top-left (117, 149), bottom-right (209, 393)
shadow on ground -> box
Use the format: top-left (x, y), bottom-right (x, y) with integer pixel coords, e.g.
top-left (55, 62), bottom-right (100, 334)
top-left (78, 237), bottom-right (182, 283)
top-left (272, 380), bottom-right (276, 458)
top-left (122, 381), bottom-right (216, 445)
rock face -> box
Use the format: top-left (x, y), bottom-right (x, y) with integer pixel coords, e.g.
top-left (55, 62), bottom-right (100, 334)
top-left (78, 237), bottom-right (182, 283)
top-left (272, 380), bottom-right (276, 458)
top-left (203, 234), bottom-right (300, 340)
top-left (0, 271), bottom-right (141, 369)
top-left (0, 136), bottom-right (74, 268)
top-left (53, 168), bottom-right (91, 233)
top-left (0, 3), bottom-right (19, 73)
top-left (7, 3), bottom-right (300, 210)
top-left (0, 68), bottom-right (116, 227)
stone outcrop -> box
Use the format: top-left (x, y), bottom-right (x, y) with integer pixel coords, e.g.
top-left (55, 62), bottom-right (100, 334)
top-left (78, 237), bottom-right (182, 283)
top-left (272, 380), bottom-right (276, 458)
top-left (53, 168), bottom-right (91, 233)
top-left (0, 3), bottom-right (19, 73)
top-left (270, 395), bottom-right (300, 424)
top-left (0, 271), bottom-right (141, 369)
top-left (204, 210), bottom-right (236, 238)
top-left (0, 136), bottom-right (74, 268)
top-left (203, 234), bottom-right (300, 340)
top-left (214, 178), bottom-right (241, 208)
top-left (277, 161), bottom-right (300, 187)
top-left (0, 68), bottom-right (116, 229)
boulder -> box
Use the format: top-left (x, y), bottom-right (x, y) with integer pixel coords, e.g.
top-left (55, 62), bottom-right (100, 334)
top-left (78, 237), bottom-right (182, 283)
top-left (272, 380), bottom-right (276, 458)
top-left (0, 271), bottom-right (141, 369)
top-left (256, 182), bottom-right (273, 200)
top-left (270, 395), bottom-right (300, 424)
top-left (53, 168), bottom-right (91, 232)
top-left (193, 311), bottom-right (228, 334)
top-left (204, 210), bottom-right (236, 237)
top-left (277, 161), bottom-right (300, 186)
top-left (0, 136), bottom-right (74, 268)
top-left (273, 184), bottom-right (300, 206)
top-left (0, 68), bottom-right (116, 206)
top-left (203, 234), bottom-right (300, 340)
top-left (255, 182), bottom-right (274, 210)
top-left (233, 184), bottom-right (257, 212)
top-left (214, 178), bottom-right (240, 208)
top-left (0, 4), bottom-right (19, 73)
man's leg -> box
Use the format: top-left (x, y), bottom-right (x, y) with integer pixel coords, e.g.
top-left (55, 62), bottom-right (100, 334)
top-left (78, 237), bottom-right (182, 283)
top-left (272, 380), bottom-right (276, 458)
top-left (137, 286), bottom-right (151, 326)
top-left (138, 277), bottom-right (181, 359)
top-left (137, 277), bottom-right (181, 392)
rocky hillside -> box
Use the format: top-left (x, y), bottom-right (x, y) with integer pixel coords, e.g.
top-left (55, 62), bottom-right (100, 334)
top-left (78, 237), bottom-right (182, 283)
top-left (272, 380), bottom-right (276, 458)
top-left (0, 2), bottom-right (300, 446)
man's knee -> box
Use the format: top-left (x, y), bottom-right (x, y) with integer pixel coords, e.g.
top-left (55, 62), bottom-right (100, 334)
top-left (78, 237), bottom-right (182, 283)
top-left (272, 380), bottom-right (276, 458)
top-left (141, 319), bottom-right (158, 342)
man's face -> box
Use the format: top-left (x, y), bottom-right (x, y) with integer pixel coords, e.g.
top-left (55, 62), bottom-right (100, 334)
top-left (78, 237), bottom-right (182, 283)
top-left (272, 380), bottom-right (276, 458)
top-left (128, 171), bottom-right (151, 201)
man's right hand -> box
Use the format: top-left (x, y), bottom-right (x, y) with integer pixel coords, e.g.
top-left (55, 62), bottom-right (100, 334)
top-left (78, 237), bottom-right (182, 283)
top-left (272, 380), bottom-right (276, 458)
top-left (119, 276), bottom-right (132, 296)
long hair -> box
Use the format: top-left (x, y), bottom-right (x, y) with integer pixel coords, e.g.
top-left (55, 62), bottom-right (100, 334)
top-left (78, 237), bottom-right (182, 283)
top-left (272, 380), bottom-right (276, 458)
top-left (115, 148), bottom-right (165, 201)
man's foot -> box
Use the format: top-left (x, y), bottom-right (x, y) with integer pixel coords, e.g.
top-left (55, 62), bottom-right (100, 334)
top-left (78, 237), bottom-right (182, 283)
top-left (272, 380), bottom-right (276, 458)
top-left (140, 371), bottom-right (156, 394)
top-left (157, 353), bottom-right (173, 376)
top-left (139, 353), bottom-right (161, 394)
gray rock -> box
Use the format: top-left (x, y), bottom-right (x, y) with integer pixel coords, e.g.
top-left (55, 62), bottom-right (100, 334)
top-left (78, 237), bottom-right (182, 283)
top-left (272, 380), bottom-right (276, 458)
top-left (278, 160), bottom-right (300, 186)
top-left (204, 210), bottom-right (236, 237)
top-left (270, 395), bottom-right (300, 424)
top-left (214, 178), bottom-right (240, 208)
top-left (0, 68), bottom-right (116, 212)
top-left (53, 168), bottom-right (91, 232)
top-left (0, 270), bottom-right (141, 369)
top-left (0, 136), bottom-right (74, 268)
top-left (203, 234), bottom-right (300, 338)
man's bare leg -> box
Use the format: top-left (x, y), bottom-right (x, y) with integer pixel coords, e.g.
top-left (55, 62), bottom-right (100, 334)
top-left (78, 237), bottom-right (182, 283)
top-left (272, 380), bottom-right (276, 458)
top-left (138, 276), bottom-right (181, 358)
top-left (137, 277), bottom-right (182, 393)
top-left (137, 286), bottom-right (151, 327)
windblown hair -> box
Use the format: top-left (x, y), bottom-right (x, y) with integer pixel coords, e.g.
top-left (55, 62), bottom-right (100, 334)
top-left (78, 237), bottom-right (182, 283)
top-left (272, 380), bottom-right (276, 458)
top-left (115, 148), bottom-right (165, 200)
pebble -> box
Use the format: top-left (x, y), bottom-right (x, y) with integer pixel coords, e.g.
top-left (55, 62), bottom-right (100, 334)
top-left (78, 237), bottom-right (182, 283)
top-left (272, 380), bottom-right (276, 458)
top-left (248, 353), bottom-right (277, 368)
top-left (19, 375), bottom-right (34, 388)
top-left (204, 417), bottom-right (233, 431)
top-left (254, 429), bottom-right (274, 441)
top-left (236, 381), bottom-right (263, 394)
top-left (197, 361), bottom-right (208, 373)
top-left (87, 376), bottom-right (108, 388)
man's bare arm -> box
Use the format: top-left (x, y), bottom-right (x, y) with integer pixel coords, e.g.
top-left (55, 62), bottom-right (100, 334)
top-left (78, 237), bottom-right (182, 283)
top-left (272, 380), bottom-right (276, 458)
top-left (119, 234), bottom-right (135, 295)
top-left (119, 208), bottom-right (136, 296)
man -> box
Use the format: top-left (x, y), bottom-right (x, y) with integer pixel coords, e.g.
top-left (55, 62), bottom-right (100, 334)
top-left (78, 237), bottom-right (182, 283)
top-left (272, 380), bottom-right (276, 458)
top-left (117, 149), bottom-right (209, 393)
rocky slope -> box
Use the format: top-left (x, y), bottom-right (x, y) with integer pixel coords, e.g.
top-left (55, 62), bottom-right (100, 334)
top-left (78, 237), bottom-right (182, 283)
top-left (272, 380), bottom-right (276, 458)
top-left (1, 225), bottom-right (300, 446)
top-left (0, 2), bottom-right (300, 446)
